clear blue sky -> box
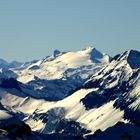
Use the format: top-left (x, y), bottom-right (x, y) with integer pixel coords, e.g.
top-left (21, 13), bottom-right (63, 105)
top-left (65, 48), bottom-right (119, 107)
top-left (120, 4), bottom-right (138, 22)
top-left (0, 0), bottom-right (140, 62)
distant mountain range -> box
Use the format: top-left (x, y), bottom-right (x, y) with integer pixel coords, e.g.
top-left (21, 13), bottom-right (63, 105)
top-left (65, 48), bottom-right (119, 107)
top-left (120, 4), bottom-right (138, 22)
top-left (0, 59), bottom-right (22, 69)
top-left (0, 48), bottom-right (140, 140)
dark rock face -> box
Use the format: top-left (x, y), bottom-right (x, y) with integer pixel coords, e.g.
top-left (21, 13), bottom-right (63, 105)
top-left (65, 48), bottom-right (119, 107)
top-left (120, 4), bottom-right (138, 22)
top-left (53, 50), bottom-right (61, 57)
top-left (90, 48), bottom-right (104, 63)
top-left (36, 133), bottom-right (85, 140)
top-left (4, 123), bottom-right (31, 137)
top-left (114, 122), bottom-right (125, 127)
top-left (84, 79), bottom-right (102, 89)
top-left (86, 123), bottom-right (140, 140)
top-left (80, 91), bottom-right (107, 110)
top-left (0, 116), bottom-right (31, 139)
top-left (27, 77), bottom-right (83, 101)
top-left (0, 78), bottom-right (22, 92)
top-left (127, 50), bottom-right (140, 69)
top-left (92, 129), bottom-right (102, 137)
top-left (28, 65), bottom-right (40, 70)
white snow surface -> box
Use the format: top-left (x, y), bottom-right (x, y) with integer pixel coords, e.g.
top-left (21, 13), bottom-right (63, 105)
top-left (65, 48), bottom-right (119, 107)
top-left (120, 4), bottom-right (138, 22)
top-left (0, 49), bottom-right (140, 137)
top-left (0, 110), bottom-right (12, 120)
top-left (0, 87), bottom-right (124, 134)
top-left (14, 47), bottom-right (109, 83)
top-left (11, 47), bottom-right (110, 100)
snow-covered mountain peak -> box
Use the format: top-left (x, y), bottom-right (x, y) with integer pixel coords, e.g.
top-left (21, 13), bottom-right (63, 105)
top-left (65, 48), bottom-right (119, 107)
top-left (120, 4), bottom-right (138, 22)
top-left (84, 50), bottom-right (140, 92)
top-left (12, 48), bottom-right (110, 100)
top-left (111, 50), bottom-right (140, 69)
top-left (83, 46), bottom-right (101, 55)
top-left (81, 47), bottom-right (110, 63)
top-left (15, 48), bottom-right (110, 80)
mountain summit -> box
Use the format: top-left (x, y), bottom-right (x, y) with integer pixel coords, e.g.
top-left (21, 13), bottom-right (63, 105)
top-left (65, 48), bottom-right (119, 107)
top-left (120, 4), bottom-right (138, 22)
top-left (112, 49), bottom-right (140, 69)
top-left (12, 48), bottom-right (110, 100)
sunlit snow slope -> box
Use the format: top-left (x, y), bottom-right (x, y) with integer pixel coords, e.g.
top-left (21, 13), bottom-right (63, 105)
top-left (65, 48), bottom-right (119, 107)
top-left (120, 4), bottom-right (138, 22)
top-left (0, 49), bottom-right (140, 140)
top-left (13, 47), bottom-right (110, 100)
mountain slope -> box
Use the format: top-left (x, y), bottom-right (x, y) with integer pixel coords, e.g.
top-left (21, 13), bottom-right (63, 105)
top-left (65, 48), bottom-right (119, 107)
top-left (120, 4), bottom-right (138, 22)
top-left (23, 50), bottom-right (140, 137)
top-left (0, 49), bottom-right (140, 139)
top-left (83, 50), bottom-right (140, 124)
top-left (0, 101), bottom-right (32, 140)
top-left (13, 47), bottom-right (110, 100)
